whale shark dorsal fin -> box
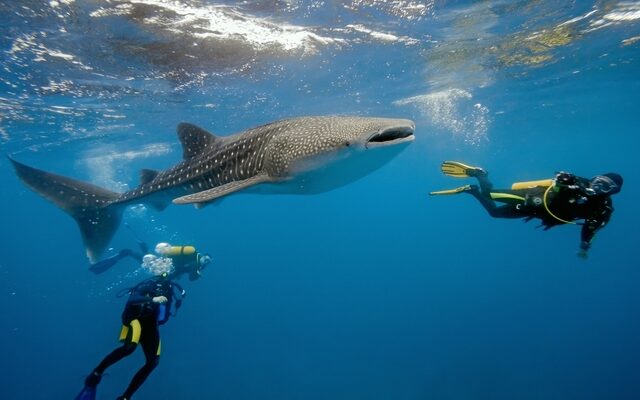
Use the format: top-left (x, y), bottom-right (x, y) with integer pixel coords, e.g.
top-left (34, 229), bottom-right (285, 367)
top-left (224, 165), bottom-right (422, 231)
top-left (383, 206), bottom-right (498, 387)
top-left (172, 174), bottom-right (272, 204)
top-left (140, 169), bottom-right (160, 185)
top-left (177, 122), bottom-right (221, 159)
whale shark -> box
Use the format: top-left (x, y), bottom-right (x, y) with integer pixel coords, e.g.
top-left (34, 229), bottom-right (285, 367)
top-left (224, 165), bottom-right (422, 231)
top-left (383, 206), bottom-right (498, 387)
top-left (10, 115), bottom-right (415, 262)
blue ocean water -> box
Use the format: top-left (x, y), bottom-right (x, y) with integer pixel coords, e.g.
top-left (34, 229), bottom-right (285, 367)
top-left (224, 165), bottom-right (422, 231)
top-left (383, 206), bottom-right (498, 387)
top-left (1, 1), bottom-right (639, 399)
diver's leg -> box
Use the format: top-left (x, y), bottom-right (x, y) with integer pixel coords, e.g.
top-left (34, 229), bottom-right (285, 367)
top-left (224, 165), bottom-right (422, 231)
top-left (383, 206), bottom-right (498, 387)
top-left (466, 186), bottom-right (523, 219)
top-left (122, 242), bottom-right (148, 264)
top-left (84, 342), bottom-right (136, 388)
top-left (92, 342), bottom-right (137, 375)
top-left (120, 318), bottom-right (160, 399)
top-left (475, 174), bottom-right (493, 194)
top-left (86, 320), bottom-right (141, 387)
top-left (464, 170), bottom-right (499, 215)
top-left (91, 320), bottom-right (141, 376)
top-left (465, 171), bottom-right (526, 219)
top-left (121, 249), bottom-right (144, 264)
top-left (138, 241), bottom-right (149, 255)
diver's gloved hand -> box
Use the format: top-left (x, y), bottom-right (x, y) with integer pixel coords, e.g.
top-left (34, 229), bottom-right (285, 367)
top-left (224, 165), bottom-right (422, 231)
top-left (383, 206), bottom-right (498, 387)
top-left (152, 296), bottom-right (168, 303)
top-left (577, 241), bottom-right (590, 260)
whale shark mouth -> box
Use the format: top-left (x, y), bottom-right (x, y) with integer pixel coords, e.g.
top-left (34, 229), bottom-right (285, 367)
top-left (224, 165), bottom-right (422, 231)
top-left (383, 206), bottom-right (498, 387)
top-left (366, 125), bottom-right (415, 148)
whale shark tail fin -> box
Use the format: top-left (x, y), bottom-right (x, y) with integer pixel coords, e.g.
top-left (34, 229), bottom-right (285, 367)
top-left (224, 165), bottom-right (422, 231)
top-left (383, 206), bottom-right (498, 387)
top-left (9, 157), bottom-right (123, 263)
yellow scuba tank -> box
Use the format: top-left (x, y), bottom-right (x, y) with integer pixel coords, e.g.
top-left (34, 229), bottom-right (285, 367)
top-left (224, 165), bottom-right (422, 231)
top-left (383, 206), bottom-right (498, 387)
top-left (163, 245), bottom-right (196, 256)
top-left (510, 179), bottom-right (553, 190)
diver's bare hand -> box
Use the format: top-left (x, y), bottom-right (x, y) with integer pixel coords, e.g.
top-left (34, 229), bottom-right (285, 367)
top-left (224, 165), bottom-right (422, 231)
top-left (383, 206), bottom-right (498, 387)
top-left (152, 296), bottom-right (168, 303)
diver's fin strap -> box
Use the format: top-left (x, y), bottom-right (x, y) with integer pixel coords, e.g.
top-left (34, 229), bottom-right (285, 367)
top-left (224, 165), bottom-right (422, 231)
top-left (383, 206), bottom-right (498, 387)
top-left (172, 174), bottom-right (272, 204)
top-left (440, 161), bottom-right (484, 178)
top-left (429, 185), bottom-right (473, 196)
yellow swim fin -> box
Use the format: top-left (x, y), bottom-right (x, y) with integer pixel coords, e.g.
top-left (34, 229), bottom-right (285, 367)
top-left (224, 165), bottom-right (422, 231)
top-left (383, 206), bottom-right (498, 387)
top-left (429, 184), bottom-right (474, 196)
top-left (440, 161), bottom-right (486, 178)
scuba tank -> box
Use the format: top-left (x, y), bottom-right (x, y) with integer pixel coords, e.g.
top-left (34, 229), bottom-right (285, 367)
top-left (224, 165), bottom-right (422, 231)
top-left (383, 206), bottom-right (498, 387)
top-left (157, 303), bottom-right (167, 323)
top-left (510, 179), bottom-right (553, 190)
top-left (159, 245), bottom-right (196, 257)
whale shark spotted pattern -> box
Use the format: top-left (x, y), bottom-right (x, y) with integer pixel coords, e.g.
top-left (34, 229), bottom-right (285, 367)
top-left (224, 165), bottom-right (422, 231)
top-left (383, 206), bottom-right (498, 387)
top-left (10, 115), bottom-right (415, 262)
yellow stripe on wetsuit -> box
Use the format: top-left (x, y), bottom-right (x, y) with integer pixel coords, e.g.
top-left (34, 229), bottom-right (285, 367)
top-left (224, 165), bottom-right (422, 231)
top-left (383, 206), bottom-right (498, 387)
top-left (118, 319), bottom-right (162, 355)
top-left (489, 192), bottom-right (526, 202)
top-left (119, 319), bottom-right (142, 343)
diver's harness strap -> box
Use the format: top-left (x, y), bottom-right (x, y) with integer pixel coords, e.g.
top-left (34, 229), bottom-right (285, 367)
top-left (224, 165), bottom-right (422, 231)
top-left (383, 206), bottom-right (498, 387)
top-left (510, 176), bottom-right (582, 226)
top-left (116, 279), bottom-right (186, 318)
top-left (543, 181), bottom-right (578, 225)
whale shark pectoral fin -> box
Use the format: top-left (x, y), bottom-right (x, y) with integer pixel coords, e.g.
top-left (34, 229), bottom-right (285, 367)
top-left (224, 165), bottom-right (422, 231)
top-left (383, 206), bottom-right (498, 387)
top-left (172, 174), bottom-right (273, 204)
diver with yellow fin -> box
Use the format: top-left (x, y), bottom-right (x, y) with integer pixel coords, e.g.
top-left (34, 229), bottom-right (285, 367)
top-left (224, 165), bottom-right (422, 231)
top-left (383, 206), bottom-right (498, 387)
top-left (430, 161), bottom-right (623, 259)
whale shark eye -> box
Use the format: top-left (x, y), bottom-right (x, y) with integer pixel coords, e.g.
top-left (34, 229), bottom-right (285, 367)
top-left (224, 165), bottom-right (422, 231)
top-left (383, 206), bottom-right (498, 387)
top-left (345, 141), bottom-right (351, 147)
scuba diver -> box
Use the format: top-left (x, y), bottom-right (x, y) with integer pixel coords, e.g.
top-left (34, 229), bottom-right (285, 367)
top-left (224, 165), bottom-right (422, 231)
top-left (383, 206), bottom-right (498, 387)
top-left (430, 161), bottom-right (623, 259)
top-left (75, 254), bottom-right (186, 400)
top-left (154, 242), bottom-right (212, 281)
top-left (90, 240), bottom-right (211, 280)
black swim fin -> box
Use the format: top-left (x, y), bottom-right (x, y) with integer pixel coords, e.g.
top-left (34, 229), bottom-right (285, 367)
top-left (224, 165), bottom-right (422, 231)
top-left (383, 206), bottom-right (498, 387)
top-left (89, 253), bottom-right (123, 274)
top-left (74, 385), bottom-right (96, 400)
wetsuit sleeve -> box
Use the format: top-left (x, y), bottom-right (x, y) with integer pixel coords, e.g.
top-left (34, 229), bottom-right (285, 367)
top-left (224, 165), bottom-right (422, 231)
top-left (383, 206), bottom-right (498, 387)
top-left (580, 197), bottom-right (613, 251)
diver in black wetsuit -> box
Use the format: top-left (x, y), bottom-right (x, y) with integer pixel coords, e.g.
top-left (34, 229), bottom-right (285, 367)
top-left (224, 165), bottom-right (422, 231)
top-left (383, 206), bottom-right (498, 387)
top-left (90, 241), bottom-right (211, 280)
top-left (76, 256), bottom-right (185, 400)
top-left (430, 161), bottom-right (623, 259)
